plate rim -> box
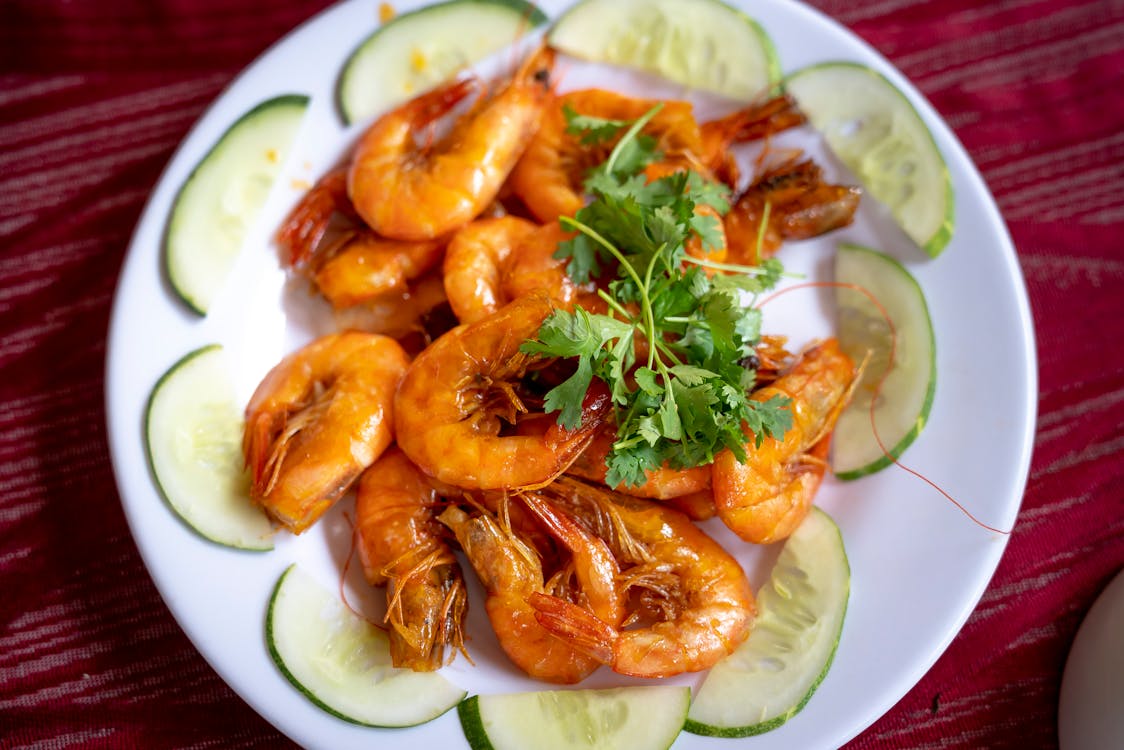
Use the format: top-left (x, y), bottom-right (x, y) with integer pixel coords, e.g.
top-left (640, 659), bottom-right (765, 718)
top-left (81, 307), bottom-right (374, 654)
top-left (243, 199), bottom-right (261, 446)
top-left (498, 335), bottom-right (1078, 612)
top-left (103, 0), bottom-right (1038, 748)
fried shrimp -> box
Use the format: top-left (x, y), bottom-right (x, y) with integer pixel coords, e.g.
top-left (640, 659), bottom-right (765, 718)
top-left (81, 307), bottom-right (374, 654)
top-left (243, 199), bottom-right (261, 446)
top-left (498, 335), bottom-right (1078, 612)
top-left (312, 232), bottom-right (447, 309)
top-left (438, 493), bottom-right (622, 684)
top-left (442, 216), bottom-right (539, 324)
top-left (712, 338), bottom-right (856, 543)
top-left (394, 293), bottom-right (611, 490)
top-left (528, 477), bottom-right (755, 679)
top-left (354, 448), bottom-right (467, 671)
top-left (242, 332), bottom-right (409, 533)
top-left (347, 47), bottom-right (555, 241)
top-left (332, 271), bottom-right (450, 342)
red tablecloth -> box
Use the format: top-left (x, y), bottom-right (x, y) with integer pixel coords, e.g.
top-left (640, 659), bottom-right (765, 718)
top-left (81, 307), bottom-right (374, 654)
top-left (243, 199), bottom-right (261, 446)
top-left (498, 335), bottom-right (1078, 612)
top-left (3, 1), bottom-right (1122, 747)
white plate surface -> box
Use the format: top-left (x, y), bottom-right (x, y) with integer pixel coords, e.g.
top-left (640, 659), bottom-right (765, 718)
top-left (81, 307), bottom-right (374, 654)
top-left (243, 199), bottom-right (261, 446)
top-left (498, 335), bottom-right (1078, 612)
top-left (105, 1), bottom-right (1036, 748)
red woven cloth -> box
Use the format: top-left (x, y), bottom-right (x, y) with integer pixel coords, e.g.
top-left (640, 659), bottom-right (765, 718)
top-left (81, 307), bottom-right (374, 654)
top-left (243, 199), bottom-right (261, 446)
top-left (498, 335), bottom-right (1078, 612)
top-left (2, 1), bottom-right (1122, 748)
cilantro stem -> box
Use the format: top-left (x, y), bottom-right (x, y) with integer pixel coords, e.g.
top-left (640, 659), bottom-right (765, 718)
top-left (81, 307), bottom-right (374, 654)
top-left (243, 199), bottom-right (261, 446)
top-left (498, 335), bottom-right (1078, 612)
top-left (605, 103), bottom-right (664, 175)
top-left (613, 433), bottom-right (646, 450)
top-left (641, 246), bottom-right (663, 370)
top-left (653, 337), bottom-right (684, 366)
top-left (596, 289), bottom-right (633, 320)
top-left (753, 199), bottom-right (771, 266)
top-left (680, 254), bottom-right (802, 277)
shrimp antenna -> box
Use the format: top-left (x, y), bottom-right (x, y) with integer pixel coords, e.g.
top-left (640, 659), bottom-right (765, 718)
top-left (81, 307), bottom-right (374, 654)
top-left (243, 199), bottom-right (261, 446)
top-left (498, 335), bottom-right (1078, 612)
top-left (757, 280), bottom-right (1012, 535)
top-left (340, 511), bottom-right (388, 630)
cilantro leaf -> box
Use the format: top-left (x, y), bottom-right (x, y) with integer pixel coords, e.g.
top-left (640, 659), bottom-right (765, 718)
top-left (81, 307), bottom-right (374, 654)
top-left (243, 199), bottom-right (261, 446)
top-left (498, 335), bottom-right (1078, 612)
top-left (553, 232), bottom-right (602, 285)
top-left (689, 211), bottom-right (726, 252)
top-left (604, 441), bottom-right (660, 489)
top-left (668, 364), bottom-right (717, 386)
top-left (744, 394), bottom-right (794, 448)
top-left (606, 133), bottom-right (659, 176)
top-left (634, 367), bottom-right (662, 396)
top-left (686, 171), bottom-right (731, 214)
top-left (563, 103), bottom-right (629, 145)
top-left (521, 308), bottom-right (599, 359)
top-left (544, 357), bottom-right (594, 430)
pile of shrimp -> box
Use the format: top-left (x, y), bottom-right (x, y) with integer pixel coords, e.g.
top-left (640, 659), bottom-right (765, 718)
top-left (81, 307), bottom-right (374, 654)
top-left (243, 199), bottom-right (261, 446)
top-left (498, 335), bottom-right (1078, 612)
top-left (242, 46), bottom-right (860, 682)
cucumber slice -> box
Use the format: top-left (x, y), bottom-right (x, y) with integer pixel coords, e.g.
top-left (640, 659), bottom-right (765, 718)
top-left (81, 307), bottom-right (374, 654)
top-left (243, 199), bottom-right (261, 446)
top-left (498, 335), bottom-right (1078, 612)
top-left (832, 242), bottom-right (936, 479)
top-left (337, 0), bottom-right (549, 125)
top-left (548, 0), bottom-right (780, 100)
top-left (785, 62), bottom-right (954, 257)
top-left (459, 686), bottom-right (689, 750)
top-left (144, 344), bottom-right (273, 550)
top-left (165, 94), bottom-right (308, 315)
top-left (267, 564), bottom-right (466, 727)
top-left (685, 507), bottom-right (849, 737)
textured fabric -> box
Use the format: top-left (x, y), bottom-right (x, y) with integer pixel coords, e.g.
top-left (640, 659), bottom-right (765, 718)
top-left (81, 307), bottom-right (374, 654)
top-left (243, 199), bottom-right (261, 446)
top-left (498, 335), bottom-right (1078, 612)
top-left (2, 1), bottom-right (1122, 748)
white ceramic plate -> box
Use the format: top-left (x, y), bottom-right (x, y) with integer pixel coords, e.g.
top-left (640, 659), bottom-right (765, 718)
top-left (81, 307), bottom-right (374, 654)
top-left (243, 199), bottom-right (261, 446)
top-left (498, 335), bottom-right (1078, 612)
top-left (105, 1), bottom-right (1036, 748)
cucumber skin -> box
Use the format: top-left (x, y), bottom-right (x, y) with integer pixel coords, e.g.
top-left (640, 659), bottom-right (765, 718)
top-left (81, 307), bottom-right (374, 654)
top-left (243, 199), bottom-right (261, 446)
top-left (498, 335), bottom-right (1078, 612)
top-left (142, 344), bottom-right (273, 551)
top-left (548, 0), bottom-right (783, 92)
top-left (926, 176), bottom-right (956, 258)
top-left (833, 242), bottom-right (937, 481)
top-left (266, 564), bottom-right (465, 728)
top-left (683, 597), bottom-right (849, 738)
top-left (457, 696), bottom-right (495, 750)
top-left (263, 564), bottom-right (361, 725)
top-left (459, 690), bottom-right (689, 750)
top-left (162, 94), bottom-right (310, 316)
top-left (783, 61), bottom-right (955, 258)
top-left (335, 0), bottom-right (550, 126)
top-left (684, 508), bottom-right (850, 738)
top-left (833, 401), bottom-right (931, 481)
top-left (684, 597), bottom-right (850, 738)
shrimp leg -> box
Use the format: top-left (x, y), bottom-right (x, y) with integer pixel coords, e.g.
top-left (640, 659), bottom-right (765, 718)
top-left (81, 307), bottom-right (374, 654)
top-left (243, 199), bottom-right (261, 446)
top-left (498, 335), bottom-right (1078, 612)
top-left (355, 448), bottom-right (467, 671)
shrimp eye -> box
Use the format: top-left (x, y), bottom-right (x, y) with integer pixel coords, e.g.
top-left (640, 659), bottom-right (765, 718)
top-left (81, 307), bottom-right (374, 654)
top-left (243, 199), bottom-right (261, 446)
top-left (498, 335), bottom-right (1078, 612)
top-left (739, 354), bottom-right (760, 371)
top-left (533, 68), bottom-right (550, 86)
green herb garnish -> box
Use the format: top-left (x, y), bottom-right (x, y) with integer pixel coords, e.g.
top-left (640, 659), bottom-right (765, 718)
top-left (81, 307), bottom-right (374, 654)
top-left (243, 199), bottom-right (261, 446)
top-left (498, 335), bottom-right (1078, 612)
top-left (521, 105), bottom-right (791, 489)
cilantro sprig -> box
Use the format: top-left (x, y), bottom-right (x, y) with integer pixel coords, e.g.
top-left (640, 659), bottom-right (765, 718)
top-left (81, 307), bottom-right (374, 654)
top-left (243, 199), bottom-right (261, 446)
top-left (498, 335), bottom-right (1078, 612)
top-left (520, 105), bottom-right (792, 488)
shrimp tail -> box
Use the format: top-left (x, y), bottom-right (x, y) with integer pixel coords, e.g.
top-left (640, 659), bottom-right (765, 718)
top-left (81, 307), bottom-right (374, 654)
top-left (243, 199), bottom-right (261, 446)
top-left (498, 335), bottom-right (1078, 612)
top-left (528, 591), bottom-right (615, 665)
top-left (276, 167), bottom-right (356, 268)
top-left (519, 492), bottom-right (584, 550)
top-left (242, 411), bottom-right (281, 496)
top-left (718, 92), bottom-right (807, 143)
